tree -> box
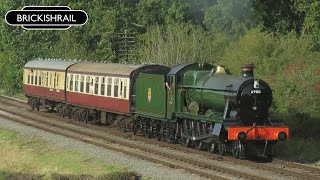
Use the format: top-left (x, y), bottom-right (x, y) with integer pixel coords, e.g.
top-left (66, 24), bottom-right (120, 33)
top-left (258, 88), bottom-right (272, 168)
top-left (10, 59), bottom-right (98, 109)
top-left (204, 0), bottom-right (256, 35)
top-left (295, 0), bottom-right (320, 51)
top-left (250, 0), bottom-right (304, 34)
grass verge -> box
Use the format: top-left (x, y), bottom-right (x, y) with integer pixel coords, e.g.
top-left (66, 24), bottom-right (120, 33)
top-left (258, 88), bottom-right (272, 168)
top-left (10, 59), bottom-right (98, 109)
top-left (0, 90), bottom-right (27, 102)
top-left (0, 128), bottom-right (140, 179)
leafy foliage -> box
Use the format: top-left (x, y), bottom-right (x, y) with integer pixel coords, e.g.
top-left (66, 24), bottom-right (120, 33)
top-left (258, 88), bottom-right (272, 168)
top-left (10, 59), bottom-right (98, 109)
top-left (135, 23), bottom-right (231, 66)
top-left (251, 0), bottom-right (303, 34)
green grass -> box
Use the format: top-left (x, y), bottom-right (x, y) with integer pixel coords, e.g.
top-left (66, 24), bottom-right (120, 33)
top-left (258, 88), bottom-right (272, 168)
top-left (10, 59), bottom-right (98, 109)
top-left (0, 128), bottom-right (139, 179)
top-left (0, 89), bottom-right (27, 101)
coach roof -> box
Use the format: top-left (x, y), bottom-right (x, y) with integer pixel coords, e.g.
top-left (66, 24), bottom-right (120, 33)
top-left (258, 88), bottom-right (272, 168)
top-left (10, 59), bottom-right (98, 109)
top-left (67, 62), bottom-right (142, 77)
top-left (24, 59), bottom-right (78, 71)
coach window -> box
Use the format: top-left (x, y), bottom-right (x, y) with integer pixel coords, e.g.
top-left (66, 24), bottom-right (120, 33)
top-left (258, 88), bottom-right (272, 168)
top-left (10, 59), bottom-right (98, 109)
top-left (33, 71), bottom-right (36, 85)
top-left (120, 80), bottom-right (123, 98)
top-left (75, 75), bottom-right (79, 92)
top-left (39, 72), bottom-right (42, 86)
top-left (80, 75), bottom-right (84, 92)
top-left (43, 72), bottom-right (46, 86)
top-left (38, 72), bottom-right (41, 85)
top-left (46, 72), bottom-right (49, 87)
top-left (34, 71), bottom-right (37, 85)
top-left (56, 74), bottom-right (59, 88)
top-left (40, 72), bottom-right (43, 86)
top-left (36, 71), bottom-right (39, 85)
top-left (41, 72), bottom-right (44, 86)
top-left (101, 77), bottom-right (105, 96)
top-left (41, 73), bottom-right (43, 85)
top-left (114, 78), bottom-right (119, 97)
top-left (27, 74), bottom-right (30, 84)
top-left (85, 76), bottom-right (90, 93)
top-left (37, 71), bottom-right (39, 85)
top-left (31, 72), bottom-right (34, 85)
top-left (70, 74), bottom-right (74, 91)
top-left (42, 72), bottom-right (45, 86)
top-left (38, 72), bottom-right (40, 86)
top-left (123, 79), bottom-right (128, 99)
top-left (53, 73), bottom-right (57, 88)
top-left (32, 71), bottom-right (35, 85)
top-left (49, 73), bottom-right (52, 87)
top-left (66, 75), bottom-right (69, 90)
top-left (94, 77), bottom-right (99, 95)
top-left (107, 78), bottom-right (112, 96)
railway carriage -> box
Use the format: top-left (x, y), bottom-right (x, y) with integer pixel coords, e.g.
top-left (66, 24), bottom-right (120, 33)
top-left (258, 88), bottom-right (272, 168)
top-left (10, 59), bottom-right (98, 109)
top-left (23, 59), bottom-right (78, 109)
top-left (65, 62), bottom-right (140, 114)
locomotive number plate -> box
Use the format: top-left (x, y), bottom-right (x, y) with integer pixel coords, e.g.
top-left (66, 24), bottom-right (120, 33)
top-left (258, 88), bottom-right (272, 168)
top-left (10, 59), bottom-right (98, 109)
top-left (251, 90), bottom-right (261, 94)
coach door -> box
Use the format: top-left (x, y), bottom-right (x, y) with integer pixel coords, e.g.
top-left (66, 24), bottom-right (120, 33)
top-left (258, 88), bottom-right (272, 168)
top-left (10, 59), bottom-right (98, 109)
top-left (54, 72), bottom-right (62, 100)
top-left (90, 76), bottom-right (95, 95)
top-left (47, 72), bottom-right (54, 99)
top-left (118, 79), bottom-right (124, 99)
top-left (40, 71), bottom-right (46, 97)
top-left (166, 75), bottom-right (175, 119)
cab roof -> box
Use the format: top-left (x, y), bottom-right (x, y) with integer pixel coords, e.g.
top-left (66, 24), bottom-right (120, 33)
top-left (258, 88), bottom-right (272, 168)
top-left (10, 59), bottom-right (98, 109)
top-left (168, 63), bottom-right (215, 75)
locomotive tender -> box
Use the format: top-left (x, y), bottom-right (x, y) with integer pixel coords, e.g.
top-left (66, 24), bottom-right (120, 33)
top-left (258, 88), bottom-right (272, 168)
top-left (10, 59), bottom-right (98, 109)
top-left (24, 58), bottom-right (289, 159)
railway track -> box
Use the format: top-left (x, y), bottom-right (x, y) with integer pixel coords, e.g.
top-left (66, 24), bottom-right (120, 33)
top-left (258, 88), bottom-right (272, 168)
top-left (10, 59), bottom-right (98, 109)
top-left (0, 98), bottom-right (260, 179)
top-left (0, 95), bottom-right (319, 179)
top-left (274, 159), bottom-right (320, 174)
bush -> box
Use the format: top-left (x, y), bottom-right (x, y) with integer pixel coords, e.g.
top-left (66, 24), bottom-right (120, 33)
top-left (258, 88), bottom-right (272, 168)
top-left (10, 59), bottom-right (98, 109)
top-left (275, 137), bottom-right (320, 163)
top-left (0, 52), bottom-right (24, 94)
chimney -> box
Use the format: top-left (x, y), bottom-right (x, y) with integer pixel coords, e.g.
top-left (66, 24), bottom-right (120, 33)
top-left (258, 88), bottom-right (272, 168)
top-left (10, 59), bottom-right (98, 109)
top-left (241, 64), bottom-right (255, 78)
